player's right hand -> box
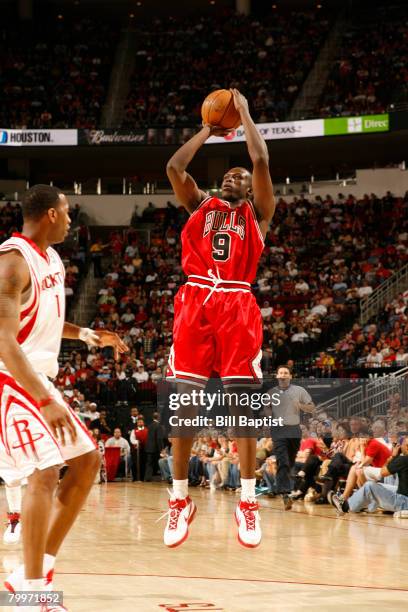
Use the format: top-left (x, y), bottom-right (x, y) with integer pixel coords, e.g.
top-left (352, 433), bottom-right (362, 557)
top-left (40, 401), bottom-right (78, 446)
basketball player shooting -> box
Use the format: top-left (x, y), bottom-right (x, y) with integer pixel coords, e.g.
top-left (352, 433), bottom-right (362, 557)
top-left (165, 89), bottom-right (275, 548)
top-left (0, 185), bottom-right (128, 609)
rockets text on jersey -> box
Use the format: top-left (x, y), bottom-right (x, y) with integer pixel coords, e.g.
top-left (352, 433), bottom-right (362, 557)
top-left (0, 233), bottom-right (65, 378)
top-left (181, 195), bottom-right (264, 283)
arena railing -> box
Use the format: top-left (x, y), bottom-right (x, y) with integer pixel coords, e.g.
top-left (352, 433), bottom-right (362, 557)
top-left (316, 365), bottom-right (408, 419)
top-left (360, 262), bottom-right (408, 326)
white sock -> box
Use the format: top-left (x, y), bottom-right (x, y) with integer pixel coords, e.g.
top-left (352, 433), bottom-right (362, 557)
top-left (241, 478), bottom-right (256, 501)
top-left (172, 479), bottom-right (188, 499)
top-left (6, 485), bottom-right (22, 514)
top-left (43, 554), bottom-right (56, 574)
top-left (23, 578), bottom-right (45, 591)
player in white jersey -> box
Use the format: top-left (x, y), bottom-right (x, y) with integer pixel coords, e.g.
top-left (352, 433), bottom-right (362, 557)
top-left (0, 184), bottom-right (128, 611)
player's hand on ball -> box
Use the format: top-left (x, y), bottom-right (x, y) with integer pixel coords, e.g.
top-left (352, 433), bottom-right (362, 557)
top-left (91, 330), bottom-right (129, 360)
top-left (202, 122), bottom-right (234, 137)
top-left (41, 401), bottom-right (78, 446)
top-left (230, 88), bottom-right (249, 114)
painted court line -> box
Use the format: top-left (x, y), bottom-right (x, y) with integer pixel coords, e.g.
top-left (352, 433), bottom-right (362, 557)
top-left (52, 571), bottom-right (408, 593)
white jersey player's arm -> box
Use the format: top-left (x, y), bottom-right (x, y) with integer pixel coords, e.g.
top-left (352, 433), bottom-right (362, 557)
top-left (62, 322), bottom-right (128, 361)
top-left (62, 321), bottom-right (82, 339)
top-left (0, 251), bottom-right (77, 444)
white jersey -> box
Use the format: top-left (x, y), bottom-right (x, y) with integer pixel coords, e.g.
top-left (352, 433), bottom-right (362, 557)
top-left (0, 233), bottom-right (65, 378)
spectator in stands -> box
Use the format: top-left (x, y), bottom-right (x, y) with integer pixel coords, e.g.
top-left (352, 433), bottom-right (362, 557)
top-left (82, 402), bottom-right (100, 422)
top-left (261, 301), bottom-right (273, 320)
top-left (130, 416), bottom-right (148, 481)
top-left (158, 440), bottom-right (173, 484)
top-left (334, 437), bottom-right (408, 515)
top-left (1, 17), bottom-right (118, 128)
top-left (291, 430), bottom-right (328, 500)
top-left (90, 238), bottom-right (107, 278)
top-left (313, 422), bottom-right (352, 503)
top-left (318, 428), bottom-right (368, 496)
top-left (123, 9), bottom-right (330, 127)
top-left (315, 4), bottom-right (408, 119)
top-left (126, 406), bottom-right (140, 436)
top-left (105, 427), bottom-right (131, 478)
top-left (257, 455), bottom-right (278, 497)
top-left (92, 409), bottom-right (112, 436)
top-left (366, 347), bottom-right (383, 368)
top-left (91, 428), bottom-right (107, 484)
top-left (331, 431), bottom-right (392, 511)
top-left (395, 347), bottom-right (408, 367)
top-left (205, 442), bottom-right (226, 490)
top-left (133, 366), bottom-right (149, 384)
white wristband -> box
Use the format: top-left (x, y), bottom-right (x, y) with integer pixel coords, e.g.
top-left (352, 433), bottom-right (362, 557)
top-left (79, 327), bottom-right (99, 345)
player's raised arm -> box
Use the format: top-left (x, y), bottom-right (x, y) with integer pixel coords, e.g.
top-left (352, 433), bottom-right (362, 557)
top-left (166, 125), bottom-right (228, 214)
top-left (231, 89), bottom-right (275, 231)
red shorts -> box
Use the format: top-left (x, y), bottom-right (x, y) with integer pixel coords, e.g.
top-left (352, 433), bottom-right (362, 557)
top-left (167, 280), bottom-right (263, 387)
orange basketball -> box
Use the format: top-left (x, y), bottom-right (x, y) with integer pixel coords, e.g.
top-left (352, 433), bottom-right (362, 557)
top-left (201, 89), bottom-right (241, 130)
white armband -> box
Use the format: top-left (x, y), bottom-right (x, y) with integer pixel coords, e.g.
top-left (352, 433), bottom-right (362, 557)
top-left (79, 327), bottom-right (99, 345)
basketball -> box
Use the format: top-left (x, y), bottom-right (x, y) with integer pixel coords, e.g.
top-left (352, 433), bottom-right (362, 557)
top-left (201, 89), bottom-right (241, 129)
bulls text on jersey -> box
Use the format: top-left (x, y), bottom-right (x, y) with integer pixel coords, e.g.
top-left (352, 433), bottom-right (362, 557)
top-left (203, 210), bottom-right (246, 240)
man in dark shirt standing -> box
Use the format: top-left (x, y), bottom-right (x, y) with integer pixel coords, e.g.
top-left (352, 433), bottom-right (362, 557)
top-left (334, 436), bottom-right (408, 515)
top-left (126, 406), bottom-right (140, 436)
top-left (144, 412), bottom-right (165, 482)
top-left (269, 366), bottom-right (315, 510)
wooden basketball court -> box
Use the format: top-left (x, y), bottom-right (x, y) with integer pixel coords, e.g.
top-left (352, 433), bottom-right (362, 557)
top-left (1, 483), bottom-right (407, 611)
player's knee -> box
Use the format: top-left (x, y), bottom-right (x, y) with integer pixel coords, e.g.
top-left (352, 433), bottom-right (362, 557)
top-left (72, 449), bottom-right (101, 477)
top-left (63, 450), bottom-right (101, 485)
top-left (90, 449), bottom-right (102, 472)
top-left (29, 465), bottom-right (60, 493)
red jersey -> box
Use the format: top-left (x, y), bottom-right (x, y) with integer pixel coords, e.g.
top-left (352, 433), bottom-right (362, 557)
top-left (300, 438), bottom-right (324, 456)
top-left (181, 195), bottom-right (264, 283)
top-left (365, 438), bottom-right (392, 467)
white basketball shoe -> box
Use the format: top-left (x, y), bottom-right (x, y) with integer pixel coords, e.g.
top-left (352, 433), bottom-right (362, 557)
top-left (235, 499), bottom-right (261, 548)
top-left (5, 565), bottom-right (54, 593)
top-left (163, 494), bottom-right (197, 547)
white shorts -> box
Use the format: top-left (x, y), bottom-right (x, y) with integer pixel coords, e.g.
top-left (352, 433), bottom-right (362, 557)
top-left (0, 372), bottom-right (97, 486)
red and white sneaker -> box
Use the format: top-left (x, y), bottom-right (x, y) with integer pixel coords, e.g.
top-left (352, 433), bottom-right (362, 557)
top-left (4, 565), bottom-right (54, 593)
top-left (3, 513), bottom-right (21, 544)
top-left (235, 499), bottom-right (261, 548)
top-left (162, 494), bottom-right (197, 547)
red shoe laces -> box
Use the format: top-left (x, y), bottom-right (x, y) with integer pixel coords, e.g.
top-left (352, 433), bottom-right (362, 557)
top-left (241, 502), bottom-right (258, 531)
top-left (168, 500), bottom-right (185, 530)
